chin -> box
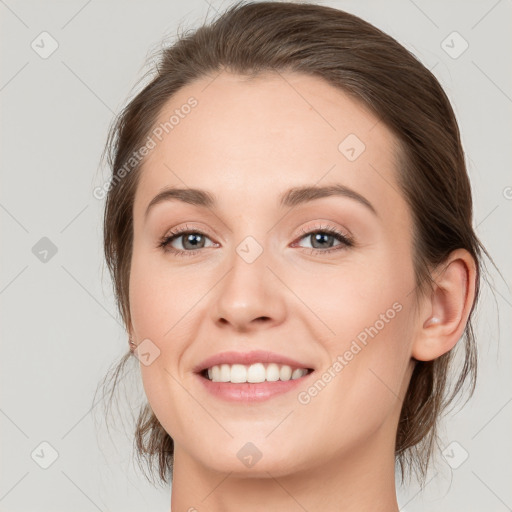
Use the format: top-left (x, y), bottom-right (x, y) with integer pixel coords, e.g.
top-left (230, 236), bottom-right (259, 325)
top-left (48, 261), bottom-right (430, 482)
top-left (184, 438), bottom-right (307, 477)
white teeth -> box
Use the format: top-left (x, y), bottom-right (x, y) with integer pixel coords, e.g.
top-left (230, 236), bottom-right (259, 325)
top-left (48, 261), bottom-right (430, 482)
top-left (291, 368), bottom-right (305, 380)
top-left (204, 363), bottom-right (310, 383)
top-left (219, 363), bottom-right (230, 382)
top-left (230, 364), bottom-right (247, 383)
top-left (247, 363), bottom-right (265, 383)
top-left (266, 363), bottom-right (280, 382)
top-left (279, 365), bottom-right (292, 381)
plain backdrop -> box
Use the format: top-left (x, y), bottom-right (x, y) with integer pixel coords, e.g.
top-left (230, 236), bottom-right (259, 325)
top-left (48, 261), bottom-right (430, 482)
top-left (1, 0), bottom-right (511, 511)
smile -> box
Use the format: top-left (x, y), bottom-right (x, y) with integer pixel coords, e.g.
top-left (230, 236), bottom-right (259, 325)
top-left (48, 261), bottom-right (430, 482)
top-left (202, 362), bottom-right (312, 383)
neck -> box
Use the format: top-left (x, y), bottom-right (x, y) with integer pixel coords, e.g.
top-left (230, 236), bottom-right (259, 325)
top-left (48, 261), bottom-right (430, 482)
top-left (170, 429), bottom-right (399, 512)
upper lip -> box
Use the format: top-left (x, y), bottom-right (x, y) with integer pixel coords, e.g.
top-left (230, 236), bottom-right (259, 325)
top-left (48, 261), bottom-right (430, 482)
top-left (193, 350), bottom-right (315, 373)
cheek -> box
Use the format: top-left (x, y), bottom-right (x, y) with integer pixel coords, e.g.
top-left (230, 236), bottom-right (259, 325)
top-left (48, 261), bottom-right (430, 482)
top-left (128, 252), bottom-right (194, 439)
top-left (304, 254), bottom-right (415, 411)
top-left (305, 302), bottom-right (414, 442)
top-left (294, 249), bottom-right (413, 343)
top-left (128, 247), bottom-right (192, 338)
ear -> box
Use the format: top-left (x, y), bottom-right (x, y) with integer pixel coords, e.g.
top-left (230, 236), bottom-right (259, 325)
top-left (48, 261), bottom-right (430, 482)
top-left (412, 248), bottom-right (477, 361)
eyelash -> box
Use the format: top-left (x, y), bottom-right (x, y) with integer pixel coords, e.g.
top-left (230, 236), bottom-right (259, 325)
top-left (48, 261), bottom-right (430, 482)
top-left (157, 223), bottom-right (354, 258)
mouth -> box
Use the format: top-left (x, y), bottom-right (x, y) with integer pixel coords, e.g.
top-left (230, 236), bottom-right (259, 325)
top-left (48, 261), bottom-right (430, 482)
top-left (198, 363), bottom-right (315, 383)
top-left (192, 350), bottom-right (316, 401)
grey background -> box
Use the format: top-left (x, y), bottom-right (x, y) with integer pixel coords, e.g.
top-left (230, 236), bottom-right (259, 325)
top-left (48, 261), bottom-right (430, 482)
top-left (0, 0), bottom-right (510, 510)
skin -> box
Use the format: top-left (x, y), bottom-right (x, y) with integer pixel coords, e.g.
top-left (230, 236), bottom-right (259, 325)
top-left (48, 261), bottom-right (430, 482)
top-left (128, 70), bottom-right (476, 512)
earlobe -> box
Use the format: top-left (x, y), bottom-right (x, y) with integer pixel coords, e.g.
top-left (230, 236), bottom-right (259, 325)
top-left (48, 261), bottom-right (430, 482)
top-left (412, 249), bottom-right (476, 362)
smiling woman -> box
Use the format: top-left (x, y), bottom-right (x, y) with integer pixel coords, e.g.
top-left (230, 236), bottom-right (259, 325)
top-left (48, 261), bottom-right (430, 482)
top-left (95, 1), bottom-right (492, 511)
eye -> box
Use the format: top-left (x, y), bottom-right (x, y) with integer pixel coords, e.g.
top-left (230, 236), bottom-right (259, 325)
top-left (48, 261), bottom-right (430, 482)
top-left (293, 223), bottom-right (354, 255)
top-left (158, 224), bottom-right (217, 257)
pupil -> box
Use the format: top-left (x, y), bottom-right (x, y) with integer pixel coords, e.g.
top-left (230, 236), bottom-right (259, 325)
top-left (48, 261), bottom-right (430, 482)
top-left (184, 233), bottom-right (203, 249)
top-left (312, 233), bottom-right (332, 249)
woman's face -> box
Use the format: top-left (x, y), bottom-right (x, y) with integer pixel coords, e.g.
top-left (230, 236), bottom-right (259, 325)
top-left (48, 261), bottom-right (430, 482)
top-left (129, 71), bottom-right (419, 476)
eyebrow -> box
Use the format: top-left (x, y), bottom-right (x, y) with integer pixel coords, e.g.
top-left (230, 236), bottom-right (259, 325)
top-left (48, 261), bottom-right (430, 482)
top-left (144, 184), bottom-right (378, 219)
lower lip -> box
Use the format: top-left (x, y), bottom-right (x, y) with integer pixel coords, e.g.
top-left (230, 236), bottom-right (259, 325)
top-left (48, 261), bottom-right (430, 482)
top-left (195, 371), bottom-right (314, 402)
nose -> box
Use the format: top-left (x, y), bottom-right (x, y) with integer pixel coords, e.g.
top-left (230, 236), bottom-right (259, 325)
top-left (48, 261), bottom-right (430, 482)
top-left (210, 247), bottom-right (286, 333)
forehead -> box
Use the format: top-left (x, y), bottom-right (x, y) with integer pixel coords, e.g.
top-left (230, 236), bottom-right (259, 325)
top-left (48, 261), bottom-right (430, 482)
top-left (134, 70), bottom-right (405, 219)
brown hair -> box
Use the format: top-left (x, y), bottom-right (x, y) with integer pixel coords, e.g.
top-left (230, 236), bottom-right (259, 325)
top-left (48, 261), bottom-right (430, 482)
top-left (96, 0), bottom-right (492, 488)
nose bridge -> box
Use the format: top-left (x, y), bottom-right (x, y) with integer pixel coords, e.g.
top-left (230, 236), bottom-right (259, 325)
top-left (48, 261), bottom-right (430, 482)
top-left (211, 230), bottom-right (285, 330)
